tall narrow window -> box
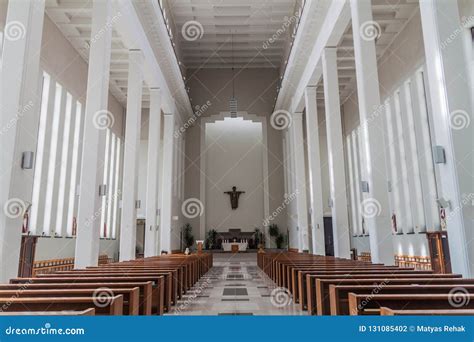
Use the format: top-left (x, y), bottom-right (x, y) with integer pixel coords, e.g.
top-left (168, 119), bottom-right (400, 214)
top-left (100, 129), bottom-right (111, 238)
top-left (112, 135), bottom-right (122, 239)
top-left (66, 101), bottom-right (83, 236)
top-left (106, 133), bottom-right (117, 238)
top-left (30, 72), bottom-right (51, 235)
top-left (55, 93), bottom-right (73, 236)
top-left (43, 83), bottom-right (63, 235)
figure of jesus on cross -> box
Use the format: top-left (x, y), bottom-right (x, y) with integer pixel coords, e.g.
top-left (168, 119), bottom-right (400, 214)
top-left (224, 186), bottom-right (245, 210)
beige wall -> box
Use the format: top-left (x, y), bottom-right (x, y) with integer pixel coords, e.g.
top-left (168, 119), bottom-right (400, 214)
top-left (184, 68), bottom-right (286, 241)
top-left (0, 13), bottom-right (125, 261)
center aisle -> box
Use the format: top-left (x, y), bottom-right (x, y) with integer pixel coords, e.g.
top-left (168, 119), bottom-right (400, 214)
top-left (168, 252), bottom-right (304, 316)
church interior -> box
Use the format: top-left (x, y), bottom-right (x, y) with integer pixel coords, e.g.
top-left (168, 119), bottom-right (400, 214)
top-left (0, 0), bottom-right (473, 319)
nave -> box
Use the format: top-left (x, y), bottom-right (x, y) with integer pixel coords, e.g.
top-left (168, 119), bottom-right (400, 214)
top-left (169, 253), bottom-right (303, 316)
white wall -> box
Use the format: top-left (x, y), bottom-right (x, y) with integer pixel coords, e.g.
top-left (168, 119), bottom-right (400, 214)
top-left (205, 118), bottom-right (264, 232)
top-left (16, 15), bottom-right (125, 261)
top-left (184, 68), bottom-right (285, 241)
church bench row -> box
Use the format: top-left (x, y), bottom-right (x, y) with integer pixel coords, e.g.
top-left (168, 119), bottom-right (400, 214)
top-left (0, 288), bottom-right (139, 315)
top-left (380, 307), bottom-right (474, 316)
top-left (349, 293), bottom-right (474, 315)
top-left (0, 308), bottom-right (96, 315)
top-left (4, 253), bottom-right (212, 315)
top-left (0, 296), bottom-right (123, 315)
top-left (310, 276), bottom-right (470, 315)
top-left (0, 282), bottom-right (153, 315)
top-left (258, 252), bottom-right (473, 316)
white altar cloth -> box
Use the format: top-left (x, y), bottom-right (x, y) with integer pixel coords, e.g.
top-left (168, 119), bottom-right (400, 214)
top-left (222, 242), bottom-right (248, 252)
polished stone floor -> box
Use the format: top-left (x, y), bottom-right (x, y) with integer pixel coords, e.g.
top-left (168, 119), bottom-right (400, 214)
top-left (168, 252), bottom-right (305, 316)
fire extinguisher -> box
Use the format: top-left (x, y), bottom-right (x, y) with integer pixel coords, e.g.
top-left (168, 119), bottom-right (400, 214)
top-left (391, 213), bottom-right (397, 233)
top-left (22, 203), bottom-right (31, 234)
top-left (72, 217), bottom-right (77, 236)
top-left (440, 208), bottom-right (447, 230)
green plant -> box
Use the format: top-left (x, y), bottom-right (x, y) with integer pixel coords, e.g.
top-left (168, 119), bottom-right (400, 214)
top-left (182, 223), bottom-right (194, 249)
top-left (268, 224), bottom-right (279, 237)
top-left (276, 233), bottom-right (286, 249)
top-left (254, 227), bottom-right (261, 246)
top-left (205, 229), bottom-right (218, 249)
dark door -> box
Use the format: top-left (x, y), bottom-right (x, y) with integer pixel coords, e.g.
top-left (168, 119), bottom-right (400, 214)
top-left (18, 236), bottom-right (37, 277)
top-left (324, 217), bottom-right (334, 257)
top-left (427, 231), bottom-right (452, 274)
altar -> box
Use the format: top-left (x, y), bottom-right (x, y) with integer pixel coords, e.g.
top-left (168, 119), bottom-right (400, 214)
top-left (222, 241), bottom-right (248, 252)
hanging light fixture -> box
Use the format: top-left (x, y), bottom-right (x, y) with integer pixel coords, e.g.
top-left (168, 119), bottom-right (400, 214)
top-left (229, 33), bottom-right (238, 117)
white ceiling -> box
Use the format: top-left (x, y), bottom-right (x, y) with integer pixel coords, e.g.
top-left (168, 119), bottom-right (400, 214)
top-left (166, 0), bottom-right (299, 69)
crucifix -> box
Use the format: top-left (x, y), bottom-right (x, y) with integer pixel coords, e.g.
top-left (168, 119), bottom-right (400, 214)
top-left (224, 186), bottom-right (245, 210)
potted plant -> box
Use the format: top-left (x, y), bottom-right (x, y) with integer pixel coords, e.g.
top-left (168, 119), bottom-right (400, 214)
top-left (182, 223), bottom-right (194, 251)
top-left (205, 229), bottom-right (218, 250)
top-left (276, 233), bottom-right (287, 249)
top-left (268, 224), bottom-right (279, 248)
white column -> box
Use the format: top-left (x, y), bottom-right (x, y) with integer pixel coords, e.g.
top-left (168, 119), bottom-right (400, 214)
top-left (160, 113), bottom-right (175, 253)
top-left (420, 0), bottom-right (473, 276)
top-left (322, 48), bottom-right (351, 259)
top-left (304, 87), bottom-right (326, 255)
top-left (75, 0), bottom-right (113, 269)
top-left (144, 88), bottom-right (162, 257)
top-left (350, 0), bottom-right (394, 265)
top-left (0, 0), bottom-right (45, 281)
top-left (292, 113), bottom-right (310, 252)
top-left (119, 50), bottom-right (144, 261)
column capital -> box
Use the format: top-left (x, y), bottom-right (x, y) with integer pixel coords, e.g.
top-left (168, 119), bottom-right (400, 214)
top-left (304, 86), bottom-right (317, 97)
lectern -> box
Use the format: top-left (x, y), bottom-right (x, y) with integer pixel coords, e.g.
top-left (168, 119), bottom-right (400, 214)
top-left (196, 240), bottom-right (204, 254)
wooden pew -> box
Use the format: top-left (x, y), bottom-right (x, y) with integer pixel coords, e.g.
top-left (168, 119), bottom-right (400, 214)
top-left (307, 273), bottom-right (463, 315)
top-left (0, 282), bottom-right (152, 315)
top-left (0, 288), bottom-right (139, 315)
top-left (0, 296), bottom-right (123, 315)
top-left (10, 276), bottom-right (165, 315)
top-left (330, 284), bottom-right (474, 315)
top-left (380, 307), bottom-right (474, 316)
top-left (47, 270), bottom-right (176, 308)
top-left (348, 293), bottom-right (474, 315)
top-left (0, 308), bottom-right (96, 315)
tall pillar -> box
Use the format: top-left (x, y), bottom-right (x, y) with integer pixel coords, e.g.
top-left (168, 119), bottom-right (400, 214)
top-left (322, 48), bottom-right (351, 259)
top-left (420, 0), bottom-right (473, 276)
top-left (74, 0), bottom-right (113, 269)
top-left (119, 50), bottom-right (144, 261)
top-left (144, 89), bottom-right (162, 257)
top-left (350, 0), bottom-right (394, 265)
top-left (160, 113), bottom-right (175, 253)
top-left (304, 87), bottom-right (326, 255)
top-left (292, 113), bottom-right (310, 252)
top-left (0, 0), bottom-right (45, 281)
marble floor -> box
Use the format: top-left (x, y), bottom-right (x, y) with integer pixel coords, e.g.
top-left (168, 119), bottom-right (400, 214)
top-left (168, 252), bottom-right (305, 316)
